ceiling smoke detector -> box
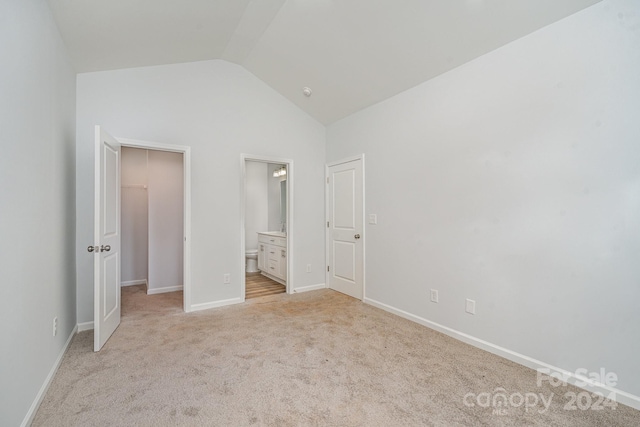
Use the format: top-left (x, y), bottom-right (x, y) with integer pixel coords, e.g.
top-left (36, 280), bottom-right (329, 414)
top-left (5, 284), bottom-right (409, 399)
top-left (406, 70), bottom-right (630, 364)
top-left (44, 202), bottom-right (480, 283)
top-left (302, 87), bottom-right (312, 97)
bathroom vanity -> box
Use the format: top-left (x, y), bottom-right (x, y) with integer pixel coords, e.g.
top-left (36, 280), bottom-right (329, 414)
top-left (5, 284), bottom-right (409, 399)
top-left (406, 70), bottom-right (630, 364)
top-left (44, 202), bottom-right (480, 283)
top-left (257, 232), bottom-right (287, 284)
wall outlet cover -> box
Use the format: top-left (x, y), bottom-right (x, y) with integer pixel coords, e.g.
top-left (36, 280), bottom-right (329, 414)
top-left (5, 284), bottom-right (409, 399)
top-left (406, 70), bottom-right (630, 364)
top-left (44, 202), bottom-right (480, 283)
top-left (466, 299), bottom-right (476, 315)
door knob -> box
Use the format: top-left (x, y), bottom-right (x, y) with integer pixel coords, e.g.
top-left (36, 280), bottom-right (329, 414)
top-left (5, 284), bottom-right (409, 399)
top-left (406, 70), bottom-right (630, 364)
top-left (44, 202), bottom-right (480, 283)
top-left (87, 245), bottom-right (99, 253)
top-left (100, 245), bottom-right (111, 252)
top-left (354, 234), bottom-right (361, 239)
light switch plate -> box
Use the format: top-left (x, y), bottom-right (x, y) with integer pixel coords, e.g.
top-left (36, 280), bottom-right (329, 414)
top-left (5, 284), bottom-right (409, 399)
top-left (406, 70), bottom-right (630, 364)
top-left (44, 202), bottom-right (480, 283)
top-left (465, 299), bottom-right (476, 315)
top-left (369, 214), bottom-right (377, 225)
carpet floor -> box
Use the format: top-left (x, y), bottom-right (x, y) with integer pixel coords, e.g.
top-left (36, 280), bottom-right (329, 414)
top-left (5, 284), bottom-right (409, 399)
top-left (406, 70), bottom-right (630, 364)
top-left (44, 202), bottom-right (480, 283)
top-left (33, 287), bottom-right (639, 426)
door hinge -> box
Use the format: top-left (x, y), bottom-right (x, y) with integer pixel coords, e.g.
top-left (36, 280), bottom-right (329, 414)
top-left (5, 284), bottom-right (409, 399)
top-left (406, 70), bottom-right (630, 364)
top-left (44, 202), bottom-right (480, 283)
top-left (327, 221), bottom-right (329, 228)
top-left (327, 265), bottom-right (330, 272)
top-left (326, 177), bottom-right (329, 184)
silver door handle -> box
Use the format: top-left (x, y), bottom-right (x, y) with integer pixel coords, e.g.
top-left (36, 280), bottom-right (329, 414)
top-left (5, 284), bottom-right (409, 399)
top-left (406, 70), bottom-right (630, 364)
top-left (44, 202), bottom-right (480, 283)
top-left (100, 245), bottom-right (111, 252)
top-left (354, 234), bottom-right (361, 239)
top-left (87, 245), bottom-right (99, 253)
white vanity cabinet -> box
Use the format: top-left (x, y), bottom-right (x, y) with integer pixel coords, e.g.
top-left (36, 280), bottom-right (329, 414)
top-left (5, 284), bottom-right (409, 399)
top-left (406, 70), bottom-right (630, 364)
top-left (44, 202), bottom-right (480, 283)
top-left (257, 243), bottom-right (267, 271)
top-left (257, 233), bottom-right (287, 283)
top-left (278, 247), bottom-right (287, 280)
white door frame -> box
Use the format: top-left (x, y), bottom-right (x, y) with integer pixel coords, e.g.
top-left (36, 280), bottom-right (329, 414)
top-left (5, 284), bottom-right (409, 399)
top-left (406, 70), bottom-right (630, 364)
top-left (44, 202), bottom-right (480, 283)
top-left (118, 138), bottom-right (192, 312)
top-left (325, 154), bottom-right (366, 300)
top-left (240, 154), bottom-right (294, 299)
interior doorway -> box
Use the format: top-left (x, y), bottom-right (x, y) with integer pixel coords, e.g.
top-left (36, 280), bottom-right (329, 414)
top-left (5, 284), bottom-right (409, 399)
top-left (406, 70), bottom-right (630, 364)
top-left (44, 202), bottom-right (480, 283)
top-left (119, 138), bottom-right (192, 313)
top-left (240, 155), bottom-right (293, 301)
top-left (121, 147), bottom-right (184, 308)
top-left (93, 128), bottom-right (191, 351)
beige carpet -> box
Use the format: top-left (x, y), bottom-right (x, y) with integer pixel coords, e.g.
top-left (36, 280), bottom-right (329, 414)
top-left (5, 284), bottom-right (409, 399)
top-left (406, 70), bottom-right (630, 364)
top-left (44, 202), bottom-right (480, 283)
top-left (33, 286), bottom-right (639, 426)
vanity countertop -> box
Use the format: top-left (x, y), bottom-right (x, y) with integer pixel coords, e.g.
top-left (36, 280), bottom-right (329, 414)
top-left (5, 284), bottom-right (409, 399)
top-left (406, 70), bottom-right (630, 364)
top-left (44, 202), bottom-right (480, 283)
top-left (258, 231), bottom-right (286, 238)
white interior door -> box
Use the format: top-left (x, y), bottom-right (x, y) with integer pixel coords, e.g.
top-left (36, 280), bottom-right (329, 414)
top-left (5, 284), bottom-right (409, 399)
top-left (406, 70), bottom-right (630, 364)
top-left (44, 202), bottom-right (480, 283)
top-left (327, 158), bottom-right (363, 300)
top-left (93, 126), bottom-right (121, 351)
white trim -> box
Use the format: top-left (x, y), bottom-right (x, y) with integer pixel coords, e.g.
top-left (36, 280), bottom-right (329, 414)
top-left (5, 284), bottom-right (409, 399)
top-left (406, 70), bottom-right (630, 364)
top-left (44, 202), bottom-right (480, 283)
top-left (240, 154), bottom-right (294, 301)
top-left (147, 285), bottom-right (183, 295)
top-left (121, 279), bottom-right (147, 287)
top-left (361, 156), bottom-right (366, 300)
top-left (77, 321), bottom-right (94, 332)
top-left (293, 283), bottom-right (326, 293)
top-left (364, 297), bottom-right (640, 411)
top-left (326, 154), bottom-right (365, 168)
top-left (190, 297), bottom-right (244, 312)
top-left (20, 325), bottom-right (77, 427)
top-left (117, 138), bottom-right (192, 313)
top-left (117, 138), bottom-right (189, 154)
top-left (325, 154), bottom-right (366, 301)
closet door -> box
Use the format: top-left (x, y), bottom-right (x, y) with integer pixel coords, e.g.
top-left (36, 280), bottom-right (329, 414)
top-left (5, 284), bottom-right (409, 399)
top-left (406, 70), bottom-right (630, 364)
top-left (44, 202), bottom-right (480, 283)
top-left (92, 126), bottom-right (121, 351)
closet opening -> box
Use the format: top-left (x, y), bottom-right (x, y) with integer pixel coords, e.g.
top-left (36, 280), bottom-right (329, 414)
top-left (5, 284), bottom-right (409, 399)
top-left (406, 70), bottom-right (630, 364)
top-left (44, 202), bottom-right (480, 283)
top-left (121, 146), bottom-right (185, 313)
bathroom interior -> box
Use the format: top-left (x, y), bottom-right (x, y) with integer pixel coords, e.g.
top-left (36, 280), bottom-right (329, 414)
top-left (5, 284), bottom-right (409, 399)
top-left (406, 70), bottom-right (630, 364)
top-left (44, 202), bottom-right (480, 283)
top-left (244, 161), bottom-right (288, 299)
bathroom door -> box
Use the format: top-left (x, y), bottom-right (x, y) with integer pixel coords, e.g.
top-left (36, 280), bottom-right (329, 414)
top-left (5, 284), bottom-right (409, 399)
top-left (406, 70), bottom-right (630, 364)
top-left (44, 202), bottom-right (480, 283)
top-left (326, 158), bottom-right (364, 300)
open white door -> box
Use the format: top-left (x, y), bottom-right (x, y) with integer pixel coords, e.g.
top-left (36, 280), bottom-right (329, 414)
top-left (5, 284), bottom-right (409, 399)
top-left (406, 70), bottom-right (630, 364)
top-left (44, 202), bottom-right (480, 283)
top-left (92, 126), bottom-right (121, 351)
top-left (327, 158), bottom-right (364, 300)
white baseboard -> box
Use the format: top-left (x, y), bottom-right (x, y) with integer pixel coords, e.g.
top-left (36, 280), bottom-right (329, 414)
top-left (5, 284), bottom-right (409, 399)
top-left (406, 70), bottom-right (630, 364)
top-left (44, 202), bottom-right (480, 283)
top-left (21, 324), bottom-right (77, 427)
top-left (121, 279), bottom-right (147, 287)
top-left (293, 283), bottom-right (326, 293)
top-left (77, 321), bottom-right (94, 332)
top-left (190, 297), bottom-right (243, 312)
top-left (364, 297), bottom-right (640, 411)
top-left (147, 285), bottom-right (183, 295)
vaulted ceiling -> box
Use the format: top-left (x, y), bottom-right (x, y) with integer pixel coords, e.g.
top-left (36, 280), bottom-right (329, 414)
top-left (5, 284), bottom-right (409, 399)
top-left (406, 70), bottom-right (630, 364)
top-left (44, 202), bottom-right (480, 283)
top-left (47, 0), bottom-right (600, 124)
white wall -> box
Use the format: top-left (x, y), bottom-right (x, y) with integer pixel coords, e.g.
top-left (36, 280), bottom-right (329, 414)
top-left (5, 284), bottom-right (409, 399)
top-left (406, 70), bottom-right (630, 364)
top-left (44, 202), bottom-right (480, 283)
top-left (245, 161), bottom-right (268, 251)
top-left (0, 0), bottom-right (76, 425)
top-left (327, 0), bottom-right (640, 400)
top-left (148, 150), bottom-right (184, 291)
top-left (121, 147), bottom-right (149, 284)
top-left (76, 60), bottom-right (326, 319)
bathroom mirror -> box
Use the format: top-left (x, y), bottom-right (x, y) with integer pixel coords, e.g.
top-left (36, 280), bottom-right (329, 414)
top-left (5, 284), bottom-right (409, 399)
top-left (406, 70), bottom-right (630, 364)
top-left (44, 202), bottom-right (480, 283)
top-left (280, 179), bottom-right (286, 228)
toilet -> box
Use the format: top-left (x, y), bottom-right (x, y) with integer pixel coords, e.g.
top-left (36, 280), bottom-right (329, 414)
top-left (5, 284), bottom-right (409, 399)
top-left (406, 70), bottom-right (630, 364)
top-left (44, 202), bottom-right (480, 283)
top-left (245, 249), bottom-right (259, 273)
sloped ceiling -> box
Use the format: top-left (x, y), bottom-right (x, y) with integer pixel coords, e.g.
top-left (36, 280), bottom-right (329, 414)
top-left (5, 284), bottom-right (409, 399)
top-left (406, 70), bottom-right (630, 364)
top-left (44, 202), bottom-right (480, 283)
top-left (47, 0), bottom-right (601, 124)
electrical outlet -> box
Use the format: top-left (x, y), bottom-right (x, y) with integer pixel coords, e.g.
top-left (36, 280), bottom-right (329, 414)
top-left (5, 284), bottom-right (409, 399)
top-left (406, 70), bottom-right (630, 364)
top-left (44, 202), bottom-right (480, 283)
top-left (466, 299), bottom-right (476, 315)
top-left (430, 289), bottom-right (439, 303)
top-left (223, 273), bottom-right (230, 284)
top-left (306, 264), bottom-right (311, 273)
top-left (53, 317), bottom-right (58, 336)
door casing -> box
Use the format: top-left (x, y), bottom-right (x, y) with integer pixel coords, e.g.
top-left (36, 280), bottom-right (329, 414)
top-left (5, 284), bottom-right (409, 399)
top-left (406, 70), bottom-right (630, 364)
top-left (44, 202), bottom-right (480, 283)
top-left (118, 138), bottom-right (192, 312)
